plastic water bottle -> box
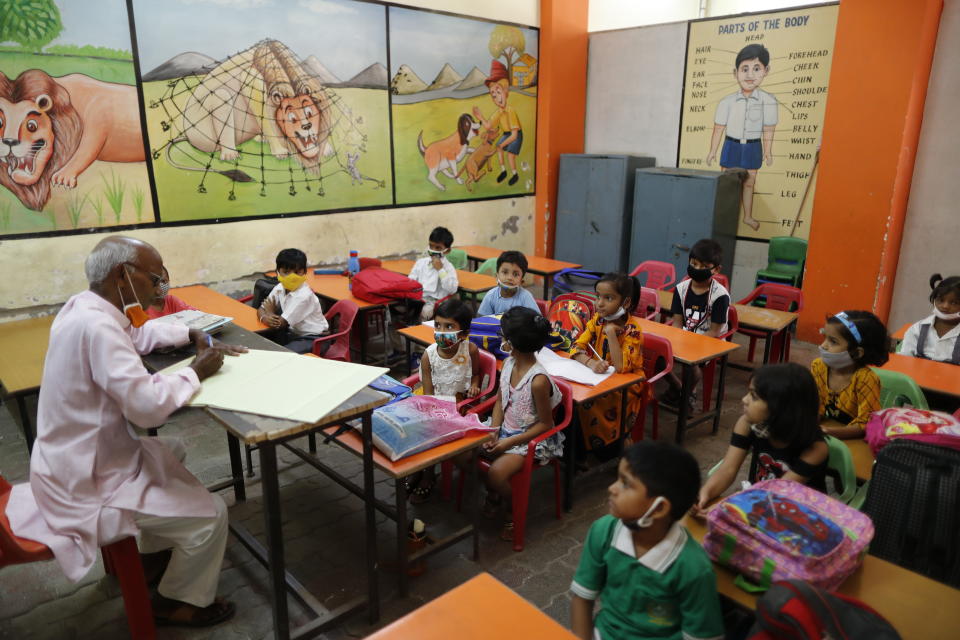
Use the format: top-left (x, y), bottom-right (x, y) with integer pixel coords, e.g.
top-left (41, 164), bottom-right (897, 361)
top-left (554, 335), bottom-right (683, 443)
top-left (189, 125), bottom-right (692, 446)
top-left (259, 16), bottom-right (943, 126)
top-left (347, 250), bottom-right (360, 290)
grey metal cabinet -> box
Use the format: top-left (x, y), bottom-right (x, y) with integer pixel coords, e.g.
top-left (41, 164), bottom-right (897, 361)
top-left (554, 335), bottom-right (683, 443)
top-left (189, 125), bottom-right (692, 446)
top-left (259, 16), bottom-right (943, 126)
top-left (629, 168), bottom-right (741, 280)
top-left (555, 154), bottom-right (656, 273)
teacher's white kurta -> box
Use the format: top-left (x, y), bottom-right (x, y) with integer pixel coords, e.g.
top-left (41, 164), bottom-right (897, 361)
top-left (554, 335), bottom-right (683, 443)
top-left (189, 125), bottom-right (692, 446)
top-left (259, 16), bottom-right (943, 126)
top-left (5, 290), bottom-right (214, 582)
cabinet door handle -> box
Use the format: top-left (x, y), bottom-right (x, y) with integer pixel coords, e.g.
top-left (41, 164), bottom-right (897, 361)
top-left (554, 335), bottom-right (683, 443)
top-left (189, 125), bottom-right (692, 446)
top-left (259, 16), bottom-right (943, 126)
top-left (590, 221), bottom-right (600, 233)
top-left (672, 243), bottom-right (690, 251)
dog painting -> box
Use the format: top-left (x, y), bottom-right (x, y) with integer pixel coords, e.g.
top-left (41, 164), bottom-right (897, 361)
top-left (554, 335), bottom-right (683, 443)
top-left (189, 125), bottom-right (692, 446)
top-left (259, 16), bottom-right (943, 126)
top-left (455, 126), bottom-right (499, 192)
top-left (416, 113), bottom-right (478, 191)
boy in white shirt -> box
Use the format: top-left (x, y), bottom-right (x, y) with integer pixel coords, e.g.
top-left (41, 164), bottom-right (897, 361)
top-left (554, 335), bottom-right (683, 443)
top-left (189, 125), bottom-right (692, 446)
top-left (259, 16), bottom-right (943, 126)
top-left (408, 226), bottom-right (459, 321)
top-left (259, 248), bottom-right (329, 353)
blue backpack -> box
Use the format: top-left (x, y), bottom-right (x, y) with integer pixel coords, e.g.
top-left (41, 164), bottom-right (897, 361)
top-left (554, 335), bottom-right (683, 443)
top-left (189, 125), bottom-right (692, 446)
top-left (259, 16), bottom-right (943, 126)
top-left (552, 269), bottom-right (604, 296)
top-left (469, 315), bottom-right (507, 359)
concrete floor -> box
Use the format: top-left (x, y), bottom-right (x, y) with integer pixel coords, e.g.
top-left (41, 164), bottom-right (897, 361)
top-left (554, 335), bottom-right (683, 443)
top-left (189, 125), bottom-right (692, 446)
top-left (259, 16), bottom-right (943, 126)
top-left (0, 330), bottom-right (820, 640)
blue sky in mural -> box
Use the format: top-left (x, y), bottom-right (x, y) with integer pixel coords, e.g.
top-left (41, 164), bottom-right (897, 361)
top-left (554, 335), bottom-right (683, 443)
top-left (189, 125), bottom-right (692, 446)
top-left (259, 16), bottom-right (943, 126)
top-left (389, 7), bottom-right (538, 80)
top-left (42, 0), bottom-right (133, 51)
top-left (131, 0), bottom-right (387, 80)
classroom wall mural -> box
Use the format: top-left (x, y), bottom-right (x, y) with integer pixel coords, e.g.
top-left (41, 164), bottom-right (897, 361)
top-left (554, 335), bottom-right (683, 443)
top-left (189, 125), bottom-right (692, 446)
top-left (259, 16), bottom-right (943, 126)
top-left (390, 8), bottom-right (538, 205)
top-left (0, 0), bottom-right (154, 236)
top-left (678, 4), bottom-right (838, 241)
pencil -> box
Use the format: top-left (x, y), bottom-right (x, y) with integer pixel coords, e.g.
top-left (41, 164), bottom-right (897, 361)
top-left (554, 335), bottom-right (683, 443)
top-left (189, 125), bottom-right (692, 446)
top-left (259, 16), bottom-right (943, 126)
top-left (586, 342), bottom-right (603, 362)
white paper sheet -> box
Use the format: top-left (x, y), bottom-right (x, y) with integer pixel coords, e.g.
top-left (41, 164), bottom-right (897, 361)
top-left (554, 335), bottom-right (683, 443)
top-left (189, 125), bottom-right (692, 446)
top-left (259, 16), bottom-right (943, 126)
top-left (160, 349), bottom-right (387, 422)
top-left (535, 348), bottom-right (614, 386)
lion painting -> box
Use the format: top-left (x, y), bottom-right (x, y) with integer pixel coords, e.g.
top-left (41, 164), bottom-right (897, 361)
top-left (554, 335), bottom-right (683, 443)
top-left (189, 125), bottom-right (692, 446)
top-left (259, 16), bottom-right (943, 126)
top-left (168, 39), bottom-right (332, 180)
top-left (0, 69), bottom-right (146, 211)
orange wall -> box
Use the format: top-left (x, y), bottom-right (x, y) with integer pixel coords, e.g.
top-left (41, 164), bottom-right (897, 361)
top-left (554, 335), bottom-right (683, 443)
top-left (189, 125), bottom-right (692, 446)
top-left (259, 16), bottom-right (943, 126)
top-left (798, 0), bottom-right (942, 341)
top-left (534, 0), bottom-right (589, 257)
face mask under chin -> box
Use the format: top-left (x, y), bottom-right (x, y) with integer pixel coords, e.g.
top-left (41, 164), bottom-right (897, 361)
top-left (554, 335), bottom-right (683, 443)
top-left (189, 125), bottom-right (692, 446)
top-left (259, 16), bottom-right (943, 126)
top-left (603, 306), bottom-right (627, 322)
top-left (118, 268), bottom-right (149, 328)
top-left (933, 305), bottom-right (960, 322)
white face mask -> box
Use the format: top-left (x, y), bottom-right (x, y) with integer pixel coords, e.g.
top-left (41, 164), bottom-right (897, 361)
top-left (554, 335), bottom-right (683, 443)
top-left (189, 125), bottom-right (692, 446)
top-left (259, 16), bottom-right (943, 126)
top-left (624, 496), bottom-right (665, 530)
top-left (818, 346), bottom-right (855, 369)
top-left (603, 306), bottom-right (627, 322)
top-left (933, 305), bottom-right (960, 322)
top-left (498, 278), bottom-right (519, 291)
top-left (750, 422), bottom-right (771, 439)
top-left (427, 247), bottom-right (444, 259)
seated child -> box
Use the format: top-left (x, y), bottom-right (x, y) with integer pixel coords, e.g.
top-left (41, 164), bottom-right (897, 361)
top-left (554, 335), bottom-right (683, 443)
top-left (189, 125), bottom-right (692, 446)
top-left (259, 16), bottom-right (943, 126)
top-left (900, 273), bottom-right (960, 364)
top-left (477, 250), bottom-right (541, 316)
top-left (696, 362), bottom-right (829, 510)
top-left (571, 441), bottom-right (724, 640)
top-left (146, 267), bottom-right (197, 319)
top-left (258, 248), bottom-right (329, 354)
top-left (408, 226), bottom-right (459, 321)
top-left (407, 298), bottom-right (481, 503)
top-left (569, 273), bottom-right (644, 456)
top-left (661, 239), bottom-right (731, 408)
top-left (466, 307), bottom-right (562, 541)
top-left (813, 311), bottom-right (887, 439)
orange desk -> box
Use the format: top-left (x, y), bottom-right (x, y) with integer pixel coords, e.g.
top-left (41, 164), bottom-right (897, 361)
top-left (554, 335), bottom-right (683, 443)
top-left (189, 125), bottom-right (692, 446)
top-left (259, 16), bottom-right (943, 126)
top-left (0, 314), bottom-right (55, 452)
top-left (682, 515), bottom-right (960, 639)
top-left (457, 245), bottom-right (582, 299)
top-left (636, 318), bottom-right (740, 444)
top-left (881, 353), bottom-right (960, 399)
top-left (170, 285), bottom-right (266, 332)
top-left (366, 572), bottom-right (578, 639)
top-left (380, 259), bottom-right (497, 301)
top-left (892, 322), bottom-right (910, 342)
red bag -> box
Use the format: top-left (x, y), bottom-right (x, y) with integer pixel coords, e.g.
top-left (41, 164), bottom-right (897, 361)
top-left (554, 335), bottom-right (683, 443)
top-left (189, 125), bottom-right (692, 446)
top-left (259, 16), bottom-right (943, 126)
top-left (351, 267), bottom-right (423, 304)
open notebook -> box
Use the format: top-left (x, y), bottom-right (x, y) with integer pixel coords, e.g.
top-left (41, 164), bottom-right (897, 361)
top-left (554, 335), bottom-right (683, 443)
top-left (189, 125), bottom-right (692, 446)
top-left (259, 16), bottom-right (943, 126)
top-left (150, 309), bottom-right (232, 334)
top-left (536, 347), bottom-right (614, 386)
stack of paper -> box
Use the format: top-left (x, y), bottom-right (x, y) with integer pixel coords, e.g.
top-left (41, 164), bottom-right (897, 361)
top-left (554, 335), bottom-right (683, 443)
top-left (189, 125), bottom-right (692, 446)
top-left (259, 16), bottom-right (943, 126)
top-left (536, 348), bottom-right (614, 386)
top-left (151, 309), bottom-right (232, 334)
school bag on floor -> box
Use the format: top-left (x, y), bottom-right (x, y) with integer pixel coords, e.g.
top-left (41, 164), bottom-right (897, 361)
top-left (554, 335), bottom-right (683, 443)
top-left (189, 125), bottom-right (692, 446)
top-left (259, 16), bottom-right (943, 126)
top-left (862, 439), bottom-right (960, 588)
top-left (552, 269), bottom-right (603, 295)
top-left (747, 580), bottom-right (901, 640)
top-left (864, 407), bottom-right (960, 454)
top-left (546, 293), bottom-right (596, 348)
top-left (704, 479), bottom-right (873, 592)
top-left (351, 267), bottom-right (423, 305)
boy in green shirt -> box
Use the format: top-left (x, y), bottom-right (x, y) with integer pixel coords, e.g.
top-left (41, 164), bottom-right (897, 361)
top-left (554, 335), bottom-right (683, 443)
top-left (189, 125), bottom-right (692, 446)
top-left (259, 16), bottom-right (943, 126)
top-left (570, 442), bottom-right (723, 640)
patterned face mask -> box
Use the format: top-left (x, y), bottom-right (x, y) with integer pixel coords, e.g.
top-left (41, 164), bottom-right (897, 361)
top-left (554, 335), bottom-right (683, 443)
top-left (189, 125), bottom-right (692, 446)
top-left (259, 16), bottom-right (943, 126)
top-left (434, 330), bottom-right (461, 348)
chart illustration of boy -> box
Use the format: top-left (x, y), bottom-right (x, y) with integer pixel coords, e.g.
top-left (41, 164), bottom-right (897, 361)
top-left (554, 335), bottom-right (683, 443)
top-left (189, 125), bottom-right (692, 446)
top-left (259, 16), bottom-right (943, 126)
top-left (706, 44), bottom-right (778, 232)
top-left (472, 60), bottom-right (522, 186)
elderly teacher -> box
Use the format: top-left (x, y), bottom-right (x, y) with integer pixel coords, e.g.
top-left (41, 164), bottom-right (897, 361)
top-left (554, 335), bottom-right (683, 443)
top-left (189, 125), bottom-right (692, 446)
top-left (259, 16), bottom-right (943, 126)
top-left (5, 236), bottom-right (246, 627)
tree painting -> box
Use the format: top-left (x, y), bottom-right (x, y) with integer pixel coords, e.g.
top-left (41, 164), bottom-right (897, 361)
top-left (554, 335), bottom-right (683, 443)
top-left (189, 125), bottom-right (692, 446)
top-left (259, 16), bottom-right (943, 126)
top-left (0, 0), bottom-right (63, 49)
top-left (488, 25), bottom-right (525, 84)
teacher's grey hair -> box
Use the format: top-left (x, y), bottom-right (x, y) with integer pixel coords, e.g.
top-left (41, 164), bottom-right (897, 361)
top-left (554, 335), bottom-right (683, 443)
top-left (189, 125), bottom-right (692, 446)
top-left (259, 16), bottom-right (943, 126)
top-left (85, 241), bottom-right (139, 285)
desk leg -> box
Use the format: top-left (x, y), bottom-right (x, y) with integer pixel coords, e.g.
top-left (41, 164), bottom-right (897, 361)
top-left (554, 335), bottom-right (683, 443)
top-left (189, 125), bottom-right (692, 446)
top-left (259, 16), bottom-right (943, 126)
top-left (395, 477), bottom-right (409, 597)
top-left (359, 309), bottom-right (369, 365)
top-left (762, 329), bottom-right (773, 364)
top-left (675, 364), bottom-right (694, 444)
top-left (360, 412), bottom-right (380, 623)
top-left (563, 421), bottom-right (576, 512)
top-left (405, 337), bottom-right (413, 377)
top-left (226, 434), bottom-right (246, 503)
top-left (470, 448), bottom-right (481, 561)
top-left (259, 441), bottom-right (289, 640)
top-left (619, 390), bottom-right (629, 441)
top-left (16, 395), bottom-right (34, 454)
top-left (712, 356), bottom-right (728, 435)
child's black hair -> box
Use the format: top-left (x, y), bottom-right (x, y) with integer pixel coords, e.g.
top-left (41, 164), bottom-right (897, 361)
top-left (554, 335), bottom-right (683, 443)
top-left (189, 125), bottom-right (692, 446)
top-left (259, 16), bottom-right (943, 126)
top-left (429, 226), bottom-right (454, 248)
top-left (690, 239), bottom-right (723, 267)
top-left (826, 310), bottom-right (889, 367)
top-left (435, 297), bottom-right (474, 333)
top-left (752, 363), bottom-right (822, 449)
top-left (596, 272), bottom-right (640, 309)
top-left (736, 44), bottom-right (770, 68)
top-left (622, 441), bottom-right (700, 522)
top-left (276, 248), bottom-right (307, 272)
top-left (500, 306), bottom-right (552, 353)
top-left (929, 273), bottom-right (960, 305)
top-left (497, 250), bottom-right (528, 274)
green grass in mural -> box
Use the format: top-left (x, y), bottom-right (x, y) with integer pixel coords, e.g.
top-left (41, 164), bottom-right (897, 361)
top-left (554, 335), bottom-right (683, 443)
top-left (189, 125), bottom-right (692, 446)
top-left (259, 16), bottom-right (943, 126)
top-left (0, 201), bottom-right (11, 231)
top-left (101, 169), bottom-right (126, 224)
top-left (65, 191), bottom-right (90, 229)
top-left (142, 81), bottom-right (393, 222)
top-left (133, 187), bottom-right (146, 223)
top-left (0, 51), bottom-right (136, 85)
top-left (392, 90), bottom-right (537, 205)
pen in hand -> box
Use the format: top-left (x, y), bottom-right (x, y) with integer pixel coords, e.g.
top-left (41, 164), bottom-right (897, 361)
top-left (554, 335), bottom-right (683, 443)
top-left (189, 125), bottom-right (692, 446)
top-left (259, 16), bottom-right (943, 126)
top-left (205, 335), bottom-right (213, 349)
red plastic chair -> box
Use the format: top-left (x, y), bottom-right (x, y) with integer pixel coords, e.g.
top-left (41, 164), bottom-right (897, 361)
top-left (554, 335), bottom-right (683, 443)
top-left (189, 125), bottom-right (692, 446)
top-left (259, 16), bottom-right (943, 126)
top-left (534, 299), bottom-right (550, 316)
top-left (679, 273), bottom-right (730, 291)
top-left (634, 287), bottom-right (661, 320)
top-left (454, 379), bottom-right (574, 552)
top-left (701, 306), bottom-right (739, 413)
top-left (402, 349), bottom-right (499, 417)
top-left (736, 283), bottom-right (804, 363)
top-left (312, 299), bottom-right (359, 362)
top-left (630, 261), bottom-right (676, 290)
top-left (631, 334), bottom-right (674, 442)
top-left (1, 476), bottom-right (156, 639)
top-left (238, 294), bottom-right (253, 304)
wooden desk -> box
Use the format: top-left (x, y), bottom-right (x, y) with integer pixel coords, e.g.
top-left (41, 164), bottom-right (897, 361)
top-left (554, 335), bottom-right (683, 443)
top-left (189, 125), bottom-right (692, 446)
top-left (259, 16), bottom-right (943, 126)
top-left (380, 259), bottom-right (497, 302)
top-left (881, 353), bottom-right (960, 398)
top-left (457, 245), bottom-right (583, 300)
top-left (682, 515), bottom-right (960, 639)
top-left (170, 285), bottom-right (266, 332)
top-left (365, 572), bottom-right (578, 640)
top-left (636, 318), bottom-right (740, 443)
top-left (296, 271), bottom-right (386, 365)
top-left (0, 314), bottom-right (55, 452)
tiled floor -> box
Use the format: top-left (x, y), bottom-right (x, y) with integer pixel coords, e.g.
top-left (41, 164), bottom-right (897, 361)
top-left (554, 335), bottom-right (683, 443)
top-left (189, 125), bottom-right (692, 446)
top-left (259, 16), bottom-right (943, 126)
top-left (0, 327), bottom-right (819, 640)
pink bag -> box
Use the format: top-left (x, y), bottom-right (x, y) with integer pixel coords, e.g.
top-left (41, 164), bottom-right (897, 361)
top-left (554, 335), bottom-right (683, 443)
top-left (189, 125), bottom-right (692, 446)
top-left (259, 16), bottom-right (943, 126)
top-left (865, 407), bottom-right (960, 455)
top-left (703, 479), bottom-right (873, 592)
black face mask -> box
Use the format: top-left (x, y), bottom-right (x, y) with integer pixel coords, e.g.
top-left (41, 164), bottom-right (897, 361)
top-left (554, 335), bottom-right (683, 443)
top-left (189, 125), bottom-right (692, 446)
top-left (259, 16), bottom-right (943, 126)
top-left (687, 264), bottom-right (714, 282)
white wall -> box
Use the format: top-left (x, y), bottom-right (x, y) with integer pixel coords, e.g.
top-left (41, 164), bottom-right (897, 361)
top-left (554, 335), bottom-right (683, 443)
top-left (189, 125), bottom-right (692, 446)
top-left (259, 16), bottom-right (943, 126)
top-left (888, 0), bottom-right (960, 333)
top-left (393, 0), bottom-right (538, 26)
top-left (589, 0), bottom-right (827, 32)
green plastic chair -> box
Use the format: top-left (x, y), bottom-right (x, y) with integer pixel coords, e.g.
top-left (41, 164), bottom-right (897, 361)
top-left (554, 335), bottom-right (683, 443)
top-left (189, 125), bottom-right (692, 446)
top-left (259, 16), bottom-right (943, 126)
top-left (870, 367), bottom-right (929, 409)
top-left (446, 248), bottom-right (468, 270)
top-left (476, 257), bottom-right (498, 301)
top-left (755, 237), bottom-right (807, 288)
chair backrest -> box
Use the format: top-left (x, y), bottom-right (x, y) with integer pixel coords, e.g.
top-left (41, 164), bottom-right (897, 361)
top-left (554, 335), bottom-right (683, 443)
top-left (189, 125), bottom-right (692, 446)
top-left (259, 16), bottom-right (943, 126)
top-left (629, 261), bottom-right (676, 290)
top-left (446, 249), bottom-right (468, 270)
top-left (476, 256), bottom-right (498, 276)
top-left (318, 299), bottom-right (359, 360)
top-left (402, 348), bottom-right (499, 413)
top-left (766, 237), bottom-right (808, 272)
top-left (721, 305), bottom-right (739, 339)
top-left (870, 367), bottom-right (929, 409)
top-left (535, 298), bottom-right (550, 316)
top-left (635, 287), bottom-right (660, 320)
top-left (640, 333), bottom-right (673, 384)
top-left (679, 273), bottom-right (731, 291)
top-left (740, 283), bottom-right (804, 312)
top-left (552, 379), bottom-right (575, 434)
top-left (824, 435), bottom-right (858, 504)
